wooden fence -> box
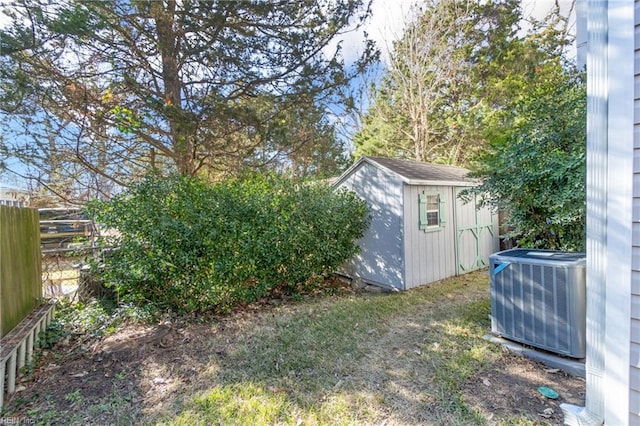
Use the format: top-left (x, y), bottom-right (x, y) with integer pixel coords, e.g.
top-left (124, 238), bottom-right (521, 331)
top-left (0, 205), bottom-right (53, 408)
top-left (1, 205), bottom-right (42, 338)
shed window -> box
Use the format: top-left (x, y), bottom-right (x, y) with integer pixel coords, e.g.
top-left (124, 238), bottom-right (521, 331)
top-left (419, 192), bottom-right (445, 231)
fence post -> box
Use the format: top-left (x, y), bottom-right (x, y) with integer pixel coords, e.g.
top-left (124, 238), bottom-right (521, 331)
top-left (7, 349), bottom-right (17, 394)
top-left (18, 339), bottom-right (26, 369)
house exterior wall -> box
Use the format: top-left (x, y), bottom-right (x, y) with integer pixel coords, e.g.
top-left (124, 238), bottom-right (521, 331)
top-left (0, 187), bottom-right (29, 207)
top-left (565, 1), bottom-right (635, 423)
top-left (632, 1), bottom-right (640, 422)
top-left (559, 2), bottom-right (638, 423)
top-left (403, 185), bottom-right (457, 289)
top-left (338, 161), bottom-right (406, 289)
top-left (561, 0), bottom-right (640, 425)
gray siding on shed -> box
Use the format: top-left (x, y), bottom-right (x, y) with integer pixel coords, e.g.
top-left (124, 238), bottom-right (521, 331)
top-left (632, 1), bottom-right (640, 421)
top-left (340, 161), bottom-right (406, 289)
top-left (403, 185), bottom-right (457, 289)
top-left (335, 156), bottom-right (498, 291)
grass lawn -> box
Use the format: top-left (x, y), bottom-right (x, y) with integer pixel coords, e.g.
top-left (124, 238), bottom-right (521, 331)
top-left (2, 270), bottom-right (584, 425)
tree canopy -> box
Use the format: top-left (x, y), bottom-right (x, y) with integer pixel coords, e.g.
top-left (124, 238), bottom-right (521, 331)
top-left (464, 12), bottom-right (586, 251)
top-left (0, 0), bottom-right (376, 200)
top-left (354, 0), bottom-right (585, 250)
top-left (354, 0), bottom-right (576, 167)
top-left (466, 59), bottom-right (586, 251)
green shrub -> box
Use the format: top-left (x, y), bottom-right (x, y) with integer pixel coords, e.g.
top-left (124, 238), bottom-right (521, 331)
top-left (86, 173), bottom-right (369, 313)
top-left (464, 64), bottom-right (586, 251)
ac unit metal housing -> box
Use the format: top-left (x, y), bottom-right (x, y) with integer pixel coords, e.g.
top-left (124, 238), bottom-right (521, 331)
top-left (490, 249), bottom-right (586, 358)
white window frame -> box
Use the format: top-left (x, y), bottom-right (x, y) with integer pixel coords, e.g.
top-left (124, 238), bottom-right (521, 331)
top-left (419, 191), bottom-right (445, 232)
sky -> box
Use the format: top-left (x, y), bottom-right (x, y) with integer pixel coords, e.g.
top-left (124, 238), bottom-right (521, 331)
top-left (339, 0), bottom-right (577, 65)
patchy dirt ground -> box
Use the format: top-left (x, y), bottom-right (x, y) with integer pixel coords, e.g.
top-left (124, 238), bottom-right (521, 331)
top-left (463, 352), bottom-right (585, 425)
top-left (2, 282), bottom-right (585, 425)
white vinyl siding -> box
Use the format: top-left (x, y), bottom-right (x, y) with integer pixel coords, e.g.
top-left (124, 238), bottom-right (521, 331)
top-left (632, 1), bottom-right (640, 421)
top-left (565, 2), bottom-right (636, 424)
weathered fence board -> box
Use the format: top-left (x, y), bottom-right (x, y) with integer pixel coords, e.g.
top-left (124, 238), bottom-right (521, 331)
top-left (1, 205), bottom-right (42, 338)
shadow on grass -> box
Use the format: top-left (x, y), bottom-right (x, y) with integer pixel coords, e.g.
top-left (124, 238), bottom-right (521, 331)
top-left (3, 271), bottom-right (519, 425)
top-left (156, 271), bottom-right (499, 425)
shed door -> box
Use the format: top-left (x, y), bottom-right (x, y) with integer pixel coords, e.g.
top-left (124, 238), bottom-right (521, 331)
top-left (454, 188), bottom-right (496, 274)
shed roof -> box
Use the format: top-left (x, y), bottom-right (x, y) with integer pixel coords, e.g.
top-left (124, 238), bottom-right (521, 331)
top-left (334, 156), bottom-right (477, 187)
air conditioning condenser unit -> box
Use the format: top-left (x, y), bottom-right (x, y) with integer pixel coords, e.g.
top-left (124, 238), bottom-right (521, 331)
top-left (490, 249), bottom-right (586, 358)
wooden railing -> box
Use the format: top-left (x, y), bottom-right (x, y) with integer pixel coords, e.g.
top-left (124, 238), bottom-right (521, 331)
top-left (0, 301), bottom-right (55, 408)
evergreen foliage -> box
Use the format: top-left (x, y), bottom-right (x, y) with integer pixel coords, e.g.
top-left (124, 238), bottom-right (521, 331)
top-left (354, 0), bottom-right (577, 169)
top-left (465, 61), bottom-right (586, 251)
top-left (0, 0), bottom-right (375, 200)
top-left (86, 174), bottom-right (369, 313)
top-left (354, 1), bottom-right (585, 251)
top-left (354, 0), bottom-right (524, 164)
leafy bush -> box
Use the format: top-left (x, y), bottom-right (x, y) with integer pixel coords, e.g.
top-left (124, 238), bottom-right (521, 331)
top-left (51, 299), bottom-right (151, 341)
top-left (86, 173), bottom-right (369, 313)
top-left (465, 63), bottom-right (586, 251)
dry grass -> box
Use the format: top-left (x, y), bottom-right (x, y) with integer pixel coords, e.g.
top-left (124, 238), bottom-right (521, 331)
top-left (2, 270), bottom-right (584, 425)
top-left (144, 272), bottom-right (499, 425)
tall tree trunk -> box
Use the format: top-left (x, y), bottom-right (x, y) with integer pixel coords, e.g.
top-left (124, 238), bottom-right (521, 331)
top-left (152, 1), bottom-right (193, 175)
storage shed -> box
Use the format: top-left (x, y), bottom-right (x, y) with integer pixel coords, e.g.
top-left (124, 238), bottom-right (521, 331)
top-left (333, 156), bottom-right (499, 291)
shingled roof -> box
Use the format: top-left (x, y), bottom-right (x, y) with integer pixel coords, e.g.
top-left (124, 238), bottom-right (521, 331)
top-left (334, 156), bottom-right (476, 187)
